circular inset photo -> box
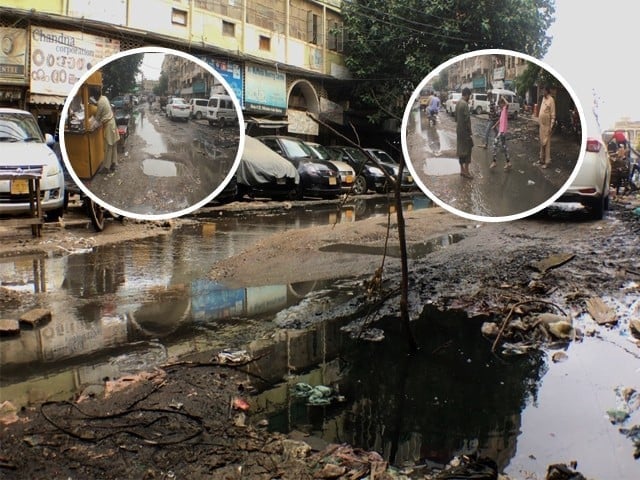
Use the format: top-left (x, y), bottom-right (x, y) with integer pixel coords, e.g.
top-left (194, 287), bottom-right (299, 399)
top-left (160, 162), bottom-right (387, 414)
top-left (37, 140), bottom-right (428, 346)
top-left (401, 49), bottom-right (585, 222)
top-left (60, 46), bottom-right (244, 220)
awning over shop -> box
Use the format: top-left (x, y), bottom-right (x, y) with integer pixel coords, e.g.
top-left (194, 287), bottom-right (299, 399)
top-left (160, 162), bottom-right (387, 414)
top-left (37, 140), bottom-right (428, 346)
top-left (29, 94), bottom-right (66, 105)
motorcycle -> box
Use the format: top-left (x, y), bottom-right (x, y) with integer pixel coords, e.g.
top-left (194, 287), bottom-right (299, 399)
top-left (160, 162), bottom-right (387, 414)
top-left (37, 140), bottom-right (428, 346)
top-left (427, 108), bottom-right (438, 127)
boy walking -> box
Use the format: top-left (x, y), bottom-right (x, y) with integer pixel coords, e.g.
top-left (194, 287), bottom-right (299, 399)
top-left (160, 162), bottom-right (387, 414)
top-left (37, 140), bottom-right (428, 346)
top-left (490, 97), bottom-right (511, 170)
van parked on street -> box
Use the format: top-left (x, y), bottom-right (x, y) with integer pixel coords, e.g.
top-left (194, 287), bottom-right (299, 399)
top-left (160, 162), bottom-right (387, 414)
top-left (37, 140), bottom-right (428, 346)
top-left (189, 98), bottom-right (209, 120)
top-left (207, 94), bottom-right (238, 127)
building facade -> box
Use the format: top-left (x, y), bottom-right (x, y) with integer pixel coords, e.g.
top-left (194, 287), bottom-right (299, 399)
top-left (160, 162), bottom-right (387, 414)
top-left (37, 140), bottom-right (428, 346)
top-left (0, 0), bottom-right (349, 137)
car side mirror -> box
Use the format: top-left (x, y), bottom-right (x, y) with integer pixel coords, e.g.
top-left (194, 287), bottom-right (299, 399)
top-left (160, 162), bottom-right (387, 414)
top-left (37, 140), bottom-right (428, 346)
top-left (45, 133), bottom-right (55, 146)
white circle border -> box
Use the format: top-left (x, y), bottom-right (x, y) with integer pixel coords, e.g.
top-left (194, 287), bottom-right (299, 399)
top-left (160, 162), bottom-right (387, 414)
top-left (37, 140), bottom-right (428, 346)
top-left (59, 46), bottom-right (246, 221)
top-left (400, 48), bottom-right (587, 223)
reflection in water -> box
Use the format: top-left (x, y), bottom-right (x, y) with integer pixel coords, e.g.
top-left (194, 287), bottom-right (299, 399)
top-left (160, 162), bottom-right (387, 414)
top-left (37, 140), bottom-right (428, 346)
top-left (142, 158), bottom-right (181, 177)
top-left (245, 308), bottom-right (545, 471)
top-left (319, 233), bottom-right (465, 258)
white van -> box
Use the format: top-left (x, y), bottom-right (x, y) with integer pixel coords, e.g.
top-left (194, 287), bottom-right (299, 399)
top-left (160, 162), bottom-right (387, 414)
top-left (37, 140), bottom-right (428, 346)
top-left (487, 88), bottom-right (519, 119)
top-left (207, 94), bottom-right (238, 127)
top-left (189, 98), bottom-right (209, 120)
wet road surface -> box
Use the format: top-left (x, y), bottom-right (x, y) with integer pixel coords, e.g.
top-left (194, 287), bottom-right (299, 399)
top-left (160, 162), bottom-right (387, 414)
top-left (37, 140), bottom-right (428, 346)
top-left (1, 199), bottom-right (639, 479)
top-left (81, 104), bottom-right (240, 216)
top-left (405, 106), bottom-right (582, 218)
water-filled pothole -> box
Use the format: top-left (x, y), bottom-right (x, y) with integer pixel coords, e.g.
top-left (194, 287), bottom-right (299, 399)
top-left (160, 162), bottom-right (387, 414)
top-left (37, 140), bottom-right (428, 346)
top-left (142, 158), bottom-right (184, 177)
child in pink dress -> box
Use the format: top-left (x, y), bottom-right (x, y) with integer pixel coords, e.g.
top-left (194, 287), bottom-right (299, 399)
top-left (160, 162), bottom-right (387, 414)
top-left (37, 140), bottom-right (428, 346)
top-left (491, 97), bottom-right (511, 170)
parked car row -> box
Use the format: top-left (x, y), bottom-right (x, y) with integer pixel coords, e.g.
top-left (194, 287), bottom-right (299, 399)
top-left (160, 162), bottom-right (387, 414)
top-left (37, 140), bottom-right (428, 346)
top-left (230, 135), bottom-right (417, 201)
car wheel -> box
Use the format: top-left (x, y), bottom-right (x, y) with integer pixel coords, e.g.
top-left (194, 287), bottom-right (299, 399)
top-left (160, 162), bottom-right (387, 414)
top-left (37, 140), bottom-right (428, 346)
top-left (195, 111), bottom-right (202, 120)
top-left (476, 106), bottom-right (483, 115)
top-left (590, 195), bottom-right (605, 220)
top-left (513, 110), bottom-right (518, 119)
top-left (208, 120), bottom-right (213, 126)
top-left (86, 199), bottom-right (106, 231)
top-left (219, 117), bottom-right (226, 128)
top-left (353, 175), bottom-right (368, 195)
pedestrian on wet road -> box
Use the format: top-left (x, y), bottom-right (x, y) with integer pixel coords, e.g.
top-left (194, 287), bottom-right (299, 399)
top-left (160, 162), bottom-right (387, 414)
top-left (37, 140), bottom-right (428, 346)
top-left (479, 97), bottom-right (499, 148)
top-left (491, 97), bottom-right (512, 170)
top-left (89, 86), bottom-right (120, 173)
top-left (456, 87), bottom-right (474, 179)
top-left (537, 85), bottom-right (555, 169)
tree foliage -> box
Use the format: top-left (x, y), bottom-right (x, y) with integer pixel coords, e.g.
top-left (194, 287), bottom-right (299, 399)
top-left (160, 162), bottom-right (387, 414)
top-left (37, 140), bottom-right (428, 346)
top-left (342, 0), bottom-right (556, 121)
top-left (101, 53), bottom-right (144, 97)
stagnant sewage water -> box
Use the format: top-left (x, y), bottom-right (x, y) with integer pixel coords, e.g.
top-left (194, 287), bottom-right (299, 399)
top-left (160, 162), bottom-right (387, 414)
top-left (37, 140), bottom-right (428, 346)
top-left (1, 201), bottom-right (639, 478)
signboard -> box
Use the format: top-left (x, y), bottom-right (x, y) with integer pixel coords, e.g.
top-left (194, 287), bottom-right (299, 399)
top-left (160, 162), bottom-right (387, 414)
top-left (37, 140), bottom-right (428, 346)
top-left (202, 57), bottom-right (243, 106)
top-left (472, 77), bottom-right (486, 88)
top-left (0, 28), bottom-right (28, 82)
top-left (493, 66), bottom-right (505, 81)
top-left (29, 27), bottom-right (120, 96)
top-left (244, 64), bottom-right (286, 114)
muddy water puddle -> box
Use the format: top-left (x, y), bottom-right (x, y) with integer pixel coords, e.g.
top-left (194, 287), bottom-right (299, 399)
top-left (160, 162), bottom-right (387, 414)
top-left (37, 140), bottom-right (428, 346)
top-left (249, 308), bottom-right (640, 479)
top-left (142, 158), bottom-right (183, 177)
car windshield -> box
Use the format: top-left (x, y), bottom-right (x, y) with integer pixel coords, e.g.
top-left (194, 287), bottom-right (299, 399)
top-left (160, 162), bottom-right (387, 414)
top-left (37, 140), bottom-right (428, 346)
top-left (0, 113), bottom-right (44, 143)
top-left (371, 150), bottom-right (396, 164)
top-left (172, 99), bottom-right (187, 105)
top-left (307, 144), bottom-right (332, 160)
top-left (343, 147), bottom-right (368, 162)
top-left (280, 138), bottom-right (313, 158)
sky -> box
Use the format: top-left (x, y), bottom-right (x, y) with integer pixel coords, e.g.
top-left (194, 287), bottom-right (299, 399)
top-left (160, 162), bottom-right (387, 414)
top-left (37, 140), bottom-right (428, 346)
top-left (139, 53), bottom-right (165, 81)
top-left (543, 0), bottom-right (639, 130)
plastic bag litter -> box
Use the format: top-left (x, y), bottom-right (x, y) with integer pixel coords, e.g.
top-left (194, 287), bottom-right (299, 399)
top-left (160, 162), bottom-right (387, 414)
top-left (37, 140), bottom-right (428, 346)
top-left (292, 383), bottom-right (338, 406)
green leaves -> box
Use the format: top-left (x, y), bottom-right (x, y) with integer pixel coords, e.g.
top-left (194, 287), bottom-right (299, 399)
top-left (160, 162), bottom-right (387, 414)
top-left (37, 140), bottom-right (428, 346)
top-left (341, 0), bottom-right (556, 121)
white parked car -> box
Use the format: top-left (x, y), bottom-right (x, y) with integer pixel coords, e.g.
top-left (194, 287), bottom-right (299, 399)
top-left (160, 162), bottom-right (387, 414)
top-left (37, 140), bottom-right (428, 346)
top-left (555, 110), bottom-right (611, 219)
top-left (165, 97), bottom-right (190, 121)
top-left (0, 108), bottom-right (65, 219)
top-left (445, 92), bottom-right (462, 115)
top-left (470, 93), bottom-right (490, 115)
top-left (305, 141), bottom-right (356, 192)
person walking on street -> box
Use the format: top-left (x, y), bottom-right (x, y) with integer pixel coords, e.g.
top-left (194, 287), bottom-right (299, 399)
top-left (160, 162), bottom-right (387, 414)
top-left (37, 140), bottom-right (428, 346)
top-left (456, 88), bottom-right (474, 179)
top-left (491, 97), bottom-right (512, 170)
top-left (427, 92), bottom-right (440, 125)
top-left (537, 85), bottom-right (555, 169)
top-left (479, 96), bottom-right (499, 148)
top-left (90, 86), bottom-right (120, 173)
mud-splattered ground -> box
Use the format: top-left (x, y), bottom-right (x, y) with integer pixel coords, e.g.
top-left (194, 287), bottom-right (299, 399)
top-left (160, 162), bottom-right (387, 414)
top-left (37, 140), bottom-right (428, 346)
top-left (77, 105), bottom-right (240, 216)
top-left (1, 193), bottom-right (639, 479)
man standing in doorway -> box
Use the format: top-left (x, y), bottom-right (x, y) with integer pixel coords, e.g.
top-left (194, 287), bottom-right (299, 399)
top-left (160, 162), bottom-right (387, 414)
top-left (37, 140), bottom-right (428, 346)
top-left (537, 85), bottom-right (555, 169)
top-left (90, 86), bottom-right (120, 173)
top-left (456, 87), bottom-right (474, 179)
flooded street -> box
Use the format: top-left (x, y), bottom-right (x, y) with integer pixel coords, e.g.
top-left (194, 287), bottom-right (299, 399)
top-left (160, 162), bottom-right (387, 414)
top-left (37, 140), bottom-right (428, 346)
top-left (405, 106), bottom-right (581, 217)
top-left (1, 198), bottom-right (640, 479)
top-left (80, 104), bottom-right (240, 216)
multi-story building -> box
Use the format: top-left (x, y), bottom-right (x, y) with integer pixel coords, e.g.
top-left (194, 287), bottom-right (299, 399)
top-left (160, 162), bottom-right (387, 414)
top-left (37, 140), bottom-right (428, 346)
top-left (448, 54), bottom-right (528, 95)
top-left (0, 0), bottom-right (349, 137)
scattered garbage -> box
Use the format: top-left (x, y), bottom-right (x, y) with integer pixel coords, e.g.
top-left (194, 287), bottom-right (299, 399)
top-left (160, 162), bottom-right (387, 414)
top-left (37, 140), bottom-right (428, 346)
top-left (231, 396), bottom-right (250, 412)
top-left (585, 297), bottom-right (617, 325)
top-left (546, 462), bottom-right (586, 480)
top-left (530, 253), bottom-right (575, 274)
top-left (292, 383), bottom-right (344, 406)
top-left (605, 386), bottom-right (640, 459)
top-left (216, 349), bottom-right (251, 364)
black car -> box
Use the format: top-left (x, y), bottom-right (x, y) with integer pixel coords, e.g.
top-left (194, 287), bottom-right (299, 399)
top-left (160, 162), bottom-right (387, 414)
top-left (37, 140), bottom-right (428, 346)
top-left (256, 136), bottom-right (341, 199)
top-left (365, 148), bottom-right (417, 192)
top-left (327, 146), bottom-right (388, 195)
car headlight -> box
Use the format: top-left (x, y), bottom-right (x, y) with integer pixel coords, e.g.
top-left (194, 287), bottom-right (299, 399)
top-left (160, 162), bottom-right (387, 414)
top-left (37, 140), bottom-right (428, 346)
top-left (46, 163), bottom-right (61, 176)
